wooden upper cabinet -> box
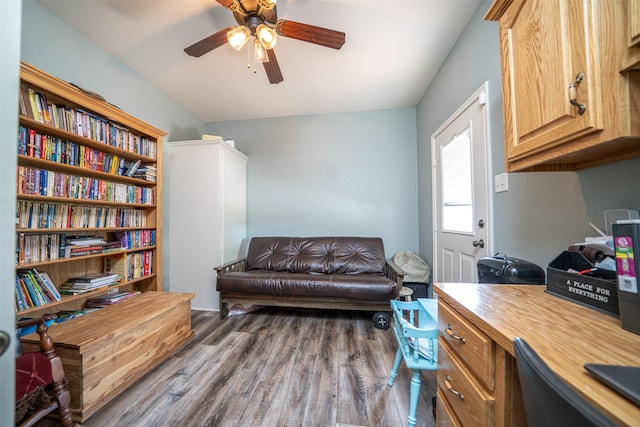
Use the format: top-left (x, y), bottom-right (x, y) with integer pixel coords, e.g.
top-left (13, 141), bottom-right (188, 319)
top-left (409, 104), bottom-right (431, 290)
top-left (486, 0), bottom-right (640, 171)
top-left (630, 0), bottom-right (640, 48)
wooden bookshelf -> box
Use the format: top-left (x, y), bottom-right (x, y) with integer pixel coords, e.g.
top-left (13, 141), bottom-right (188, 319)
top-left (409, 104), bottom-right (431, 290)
top-left (15, 61), bottom-right (166, 317)
top-left (16, 62), bottom-right (197, 423)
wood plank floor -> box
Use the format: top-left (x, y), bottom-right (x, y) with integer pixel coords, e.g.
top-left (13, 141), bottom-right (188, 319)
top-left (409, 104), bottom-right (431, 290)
top-left (38, 307), bottom-right (437, 426)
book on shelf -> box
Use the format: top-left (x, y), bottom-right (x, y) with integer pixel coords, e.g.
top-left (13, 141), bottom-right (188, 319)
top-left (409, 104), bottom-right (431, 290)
top-left (103, 256), bottom-right (126, 281)
top-left (59, 286), bottom-right (102, 295)
top-left (61, 273), bottom-right (119, 294)
top-left (103, 241), bottom-right (124, 252)
top-left (38, 270), bottom-right (62, 301)
top-left (15, 279), bottom-right (30, 311)
top-left (133, 165), bottom-right (157, 182)
top-left (63, 235), bottom-right (106, 257)
top-left (66, 272), bottom-right (119, 285)
top-left (66, 235), bottom-right (106, 246)
top-left (65, 245), bottom-right (105, 258)
top-left (125, 159), bottom-right (142, 177)
top-left (15, 268), bottom-right (62, 310)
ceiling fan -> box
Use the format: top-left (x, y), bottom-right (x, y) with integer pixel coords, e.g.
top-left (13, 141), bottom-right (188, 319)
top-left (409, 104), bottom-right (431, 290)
top-left (184, 0), bottom-right (346, 84)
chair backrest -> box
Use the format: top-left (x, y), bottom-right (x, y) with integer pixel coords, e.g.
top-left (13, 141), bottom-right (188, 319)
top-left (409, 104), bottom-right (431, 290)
top-left (513, 337), bottom-right (616, 427)
top-left (391, 300), bottom-right (438, 368)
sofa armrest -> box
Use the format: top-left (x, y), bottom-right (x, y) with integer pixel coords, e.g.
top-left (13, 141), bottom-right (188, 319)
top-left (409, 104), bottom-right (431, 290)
top-left (215, 257), bottom-right (247, 276)
top-left (385, 259), bottom-right (406, 287)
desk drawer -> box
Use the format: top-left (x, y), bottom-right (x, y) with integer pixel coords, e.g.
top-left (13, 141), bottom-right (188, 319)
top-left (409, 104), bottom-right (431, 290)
top-left (438, 341), bottom-right (494, 426)
top-left (438, 300), bottom-right (495, 390)
top-left (436, 388), bottom-right (463, 427)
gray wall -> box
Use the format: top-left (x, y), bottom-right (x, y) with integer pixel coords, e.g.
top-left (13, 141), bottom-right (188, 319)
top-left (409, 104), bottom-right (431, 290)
top-left (208, 109), bottom-right (420, 256)
top-left (20, 0), bottom-right (209, 290)
top-left (417, 0), bottom-right (640, 271)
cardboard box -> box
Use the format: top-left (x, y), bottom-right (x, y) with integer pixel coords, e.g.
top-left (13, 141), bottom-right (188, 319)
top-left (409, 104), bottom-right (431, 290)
top-left (546, 251), bottom-right (619, 316)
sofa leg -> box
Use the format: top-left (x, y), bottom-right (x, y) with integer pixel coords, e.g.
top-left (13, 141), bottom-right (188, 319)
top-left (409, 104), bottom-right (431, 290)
top-left (219, 298), bottom-right (228, 320)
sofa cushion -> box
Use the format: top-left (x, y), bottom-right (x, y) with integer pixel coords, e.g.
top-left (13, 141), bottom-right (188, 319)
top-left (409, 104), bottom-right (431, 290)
top-left (245, 236), bottom-right (387, 275)
top-left (217, 271), bottom-right (398, 300)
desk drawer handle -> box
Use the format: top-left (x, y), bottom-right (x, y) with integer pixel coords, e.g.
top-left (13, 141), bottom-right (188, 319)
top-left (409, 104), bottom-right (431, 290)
top-left (445, 325), bottom-right (466, 343)
top-left (445, 375), bottom-right (465, 400)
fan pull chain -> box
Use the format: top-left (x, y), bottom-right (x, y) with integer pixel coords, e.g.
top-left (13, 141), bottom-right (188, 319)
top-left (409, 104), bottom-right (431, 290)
top-left (247, 39), bottom-right (251, 70)
top-left (246, 37), bottom-right (257, 75)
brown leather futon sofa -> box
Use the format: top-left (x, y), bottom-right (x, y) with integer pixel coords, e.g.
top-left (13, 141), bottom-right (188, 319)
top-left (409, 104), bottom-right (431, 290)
top-left (215, 236), bottom-right (405, 328)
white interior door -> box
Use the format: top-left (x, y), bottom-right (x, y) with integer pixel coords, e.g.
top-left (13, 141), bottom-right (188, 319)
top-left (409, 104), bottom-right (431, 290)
top-left (432, 83), bottom-right (492, 283)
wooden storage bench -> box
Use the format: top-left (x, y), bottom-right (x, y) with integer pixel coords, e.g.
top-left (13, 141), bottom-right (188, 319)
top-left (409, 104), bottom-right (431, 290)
top-left (21, 291), bottom-right (195, 423)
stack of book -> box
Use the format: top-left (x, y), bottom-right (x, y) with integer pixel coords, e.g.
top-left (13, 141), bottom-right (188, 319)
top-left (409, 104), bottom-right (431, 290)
top-left (59, 272), bottom-right (119, 294)
top-left (65, 235), bottom-right (106, 257)
top-left (85, 291), bottom-right (140, 308)
top-left (102, 240), bottom-right (124, 252)
top-left (133, 165), bottom-right (156, 182)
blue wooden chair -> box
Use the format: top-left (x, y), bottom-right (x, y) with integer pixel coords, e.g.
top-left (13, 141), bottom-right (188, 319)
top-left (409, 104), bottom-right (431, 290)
top-left (388, 299), bottom-right (438, 427)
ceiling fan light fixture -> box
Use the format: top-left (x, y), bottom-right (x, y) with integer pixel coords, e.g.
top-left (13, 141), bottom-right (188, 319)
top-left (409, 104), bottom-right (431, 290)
top-left (227, 25), bottom-right (250, 51)
top-left (257, 0), bottom-right (277, 10)
top-left (256, 24), bottom-right (277, 49)
top-left (254, 38), bottom-right (269, 63)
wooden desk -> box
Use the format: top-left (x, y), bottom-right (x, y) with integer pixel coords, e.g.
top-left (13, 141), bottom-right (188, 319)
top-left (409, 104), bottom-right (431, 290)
top-left (434, 283), bottom-right (640, 426)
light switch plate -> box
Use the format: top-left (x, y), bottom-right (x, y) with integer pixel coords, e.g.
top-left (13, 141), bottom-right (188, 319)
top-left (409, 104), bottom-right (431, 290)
top-left (495, 173), bottom-right (508, 193)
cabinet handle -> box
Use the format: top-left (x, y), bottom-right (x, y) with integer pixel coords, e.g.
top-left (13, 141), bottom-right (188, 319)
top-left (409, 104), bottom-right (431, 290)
top-left (445, 324), bottom-right (466, 343)
top-left (445, 375), bottom-right (465, 400)
top-left (568, 72), bottom-right (586, 115)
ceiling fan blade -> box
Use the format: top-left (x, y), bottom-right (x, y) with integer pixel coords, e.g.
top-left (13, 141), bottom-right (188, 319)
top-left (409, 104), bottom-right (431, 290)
top-left (215, 0), bottom-right (239, 12)
top-left (184, 27), bottom-right (234, 58)
top-left (276, 20), bottom-right (345, 50)
top-left (263, 49), bottom-right (283, 84)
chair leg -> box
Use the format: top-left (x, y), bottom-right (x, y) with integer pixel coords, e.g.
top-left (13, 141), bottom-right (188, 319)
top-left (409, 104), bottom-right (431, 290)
top-left (54, 386), bottom-right (73, 427)
top-left (50, 356), bottom-right (73, 426)
top-left (388, 348), bottom-right (403, 387)
top-left (407, 369), bottom-right (422, 427)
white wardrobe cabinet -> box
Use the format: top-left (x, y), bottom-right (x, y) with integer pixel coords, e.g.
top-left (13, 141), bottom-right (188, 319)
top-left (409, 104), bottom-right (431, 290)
top-left (167, 139), bottom-right (247, 310)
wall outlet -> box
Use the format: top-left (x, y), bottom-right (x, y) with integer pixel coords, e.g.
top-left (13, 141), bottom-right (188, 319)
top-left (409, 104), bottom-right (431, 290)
top-left (495, 173), bottom-right (509, 193)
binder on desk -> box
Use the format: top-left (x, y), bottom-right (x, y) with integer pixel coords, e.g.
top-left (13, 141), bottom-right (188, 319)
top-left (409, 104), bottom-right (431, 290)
top-left (612, 223), bottom-right (640, 334)
top-left (584, 364), bottom-right (640, 406)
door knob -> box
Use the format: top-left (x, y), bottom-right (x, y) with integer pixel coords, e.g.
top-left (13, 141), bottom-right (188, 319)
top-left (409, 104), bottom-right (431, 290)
top-left (472, 239), bottom-right (485, 248)
top-left (0, 331), bottom-right (10, 357)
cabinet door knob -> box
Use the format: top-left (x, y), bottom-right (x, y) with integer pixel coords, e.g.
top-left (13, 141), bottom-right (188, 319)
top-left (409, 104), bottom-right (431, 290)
top-left (568, 72), bottom-right (587, 115)
top-left (445, 375), bottom-right (465, 400)
top-left (445, 325), bottom-right (466, 343)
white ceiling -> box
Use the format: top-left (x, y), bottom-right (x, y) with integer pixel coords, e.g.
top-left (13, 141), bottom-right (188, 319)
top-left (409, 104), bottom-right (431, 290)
top-left (38, 0), bottom-right (482, 122)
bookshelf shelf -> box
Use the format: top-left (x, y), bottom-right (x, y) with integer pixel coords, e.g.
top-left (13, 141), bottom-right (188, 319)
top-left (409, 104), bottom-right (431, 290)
top-left (18, 116), bottom-right (157, 162)
top-left (16, 194), bottom-right (156, 207)
top-left (16, 273), bottom-right (157, 317)
top-left (18, 155), bottom-right (156, 187)
top-left (17, 226), bottom-right (156, 233)
top-left (15, 61), bottom-right (165, 318)
top-left (15, 246), bottom-right (157, 270)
